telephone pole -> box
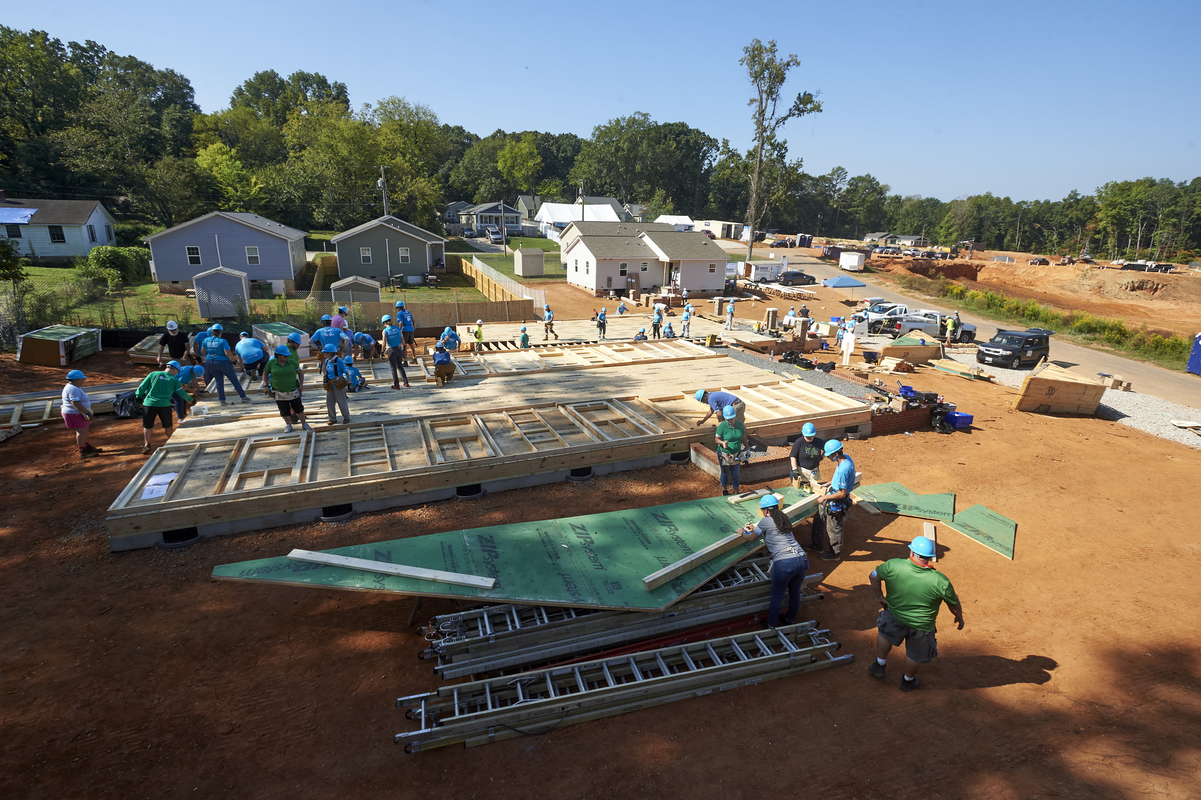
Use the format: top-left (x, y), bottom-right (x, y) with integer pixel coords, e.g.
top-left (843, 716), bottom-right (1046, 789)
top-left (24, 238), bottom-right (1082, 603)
top-left (377, 166), bottom-right (390, 217)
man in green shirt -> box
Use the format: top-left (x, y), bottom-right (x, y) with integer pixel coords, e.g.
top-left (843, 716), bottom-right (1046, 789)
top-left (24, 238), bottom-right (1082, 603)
top-left (134, 361), bottom-right (194, 455)
top-left (868, 535), bottom-right (964, 692)
top-left (518, 326), bottom-right (529, 349)
top-left (714, 405), bottom-right (745, 496)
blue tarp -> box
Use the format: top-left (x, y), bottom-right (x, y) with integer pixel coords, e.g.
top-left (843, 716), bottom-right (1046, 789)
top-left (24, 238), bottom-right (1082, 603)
top-left (823, 275), bottom-right (867, 288)
top-left (1188, 333), bottom-right (1201, 376)
top-left (0, 207), bottom-right (36, 225)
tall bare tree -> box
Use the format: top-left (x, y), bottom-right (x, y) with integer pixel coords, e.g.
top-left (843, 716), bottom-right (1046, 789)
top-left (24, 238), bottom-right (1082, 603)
top-left (740, 39), bottom-right (821, 260)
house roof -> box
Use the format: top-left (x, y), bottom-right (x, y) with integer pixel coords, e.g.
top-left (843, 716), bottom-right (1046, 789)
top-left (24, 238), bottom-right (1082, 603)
top-left (625, 203), bottom-right (647, 214)
top-left (565, 221), bottom-right (678, 237)
top-left (566, 234), bottom-right (657, 260)
top-left (445, 200), bottom-right (472, 213)
top-left (863, 232), bottom-right (890, 239)
top-left (535, 203), bottom-right (621, 225)
top-left (462, 202), bottom-right (519, 215)
top-left (579, 196), bottom-right (623, 215)
top-left (144, 212), bottom-right (306, 242)
top-left (0, 197), bottom-right (110, 226)
top-left (329, 276), bottom-right (382, 289)
top-left (330, 216), bottom-right (447, 245)
top-left (517, 195), bottom-right (541, 209)
top-left (642, 230), bottom-right (725, 261)
top-left (654, 215), bottom-right (695, 227)
top-left (193, 266), bottom-right (249, 281)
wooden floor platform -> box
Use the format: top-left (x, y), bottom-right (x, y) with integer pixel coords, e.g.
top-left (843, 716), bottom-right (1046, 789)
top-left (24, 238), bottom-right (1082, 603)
top-left (106, 348), bottom-right (870, 550)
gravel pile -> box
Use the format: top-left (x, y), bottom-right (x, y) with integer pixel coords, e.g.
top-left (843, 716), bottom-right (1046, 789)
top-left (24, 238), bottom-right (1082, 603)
top-left (940, 351), bottom-right (1201, 450)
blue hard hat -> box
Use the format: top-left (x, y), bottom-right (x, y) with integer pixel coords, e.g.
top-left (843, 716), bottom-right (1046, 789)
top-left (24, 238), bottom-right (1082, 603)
top-left (910, 536), bottom-right (935, 558)
top-left (802, 423), bottom-right (817, 437)
top-left (444, 326), bottom-right (452, 333)
top-left (338, 306), bottom-right (347, 313)
top-left (166, 360), bottom-right (182, 371)
top-left (211, 323), bottom-right (223, 331)
top-left (694, 389), bottom-right (705, 402)
top-left (544, 303), bottom-right (550, 309)
top-left (321, 314), bottom-right (332, 322)
top-left (823, 439), bottom-right (843, 457)
top-left (239, 331), bottom-right (249, 337)
top-left (381, 315), bottom-right (391, 323)
top-left (343, 357), bottom-right (353, 366)
top-left (640, 327), bottom-right (646, 333)
top-left (287, 332), bottom-right (302, 344)
top-left (520, 326), bottom-right (526, 331)
top-left (722, 405), bottom-right (737, 420)
top-left (396, 301), bottom-right (405, 308)
top-left (274, 345), bottom-right (290, 356)
top-left (321, 344), bottom-right (337, 353)
top-left (759, 495), bottom-right (780, 509)
top-left (66, 369), bottom-right (86, 381)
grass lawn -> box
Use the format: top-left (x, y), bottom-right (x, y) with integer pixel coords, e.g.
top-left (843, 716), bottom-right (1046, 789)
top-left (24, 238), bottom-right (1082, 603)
top-left (445, 239), bottom-right (485, 253)
top-left (505, 237), bottom-right (560, 252)
top-left (474, 253), bottom-right (567, 282)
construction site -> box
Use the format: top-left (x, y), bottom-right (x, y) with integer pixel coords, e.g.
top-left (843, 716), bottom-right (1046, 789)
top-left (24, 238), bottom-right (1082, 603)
top-left (2, 263), bottom-right (1201, 800)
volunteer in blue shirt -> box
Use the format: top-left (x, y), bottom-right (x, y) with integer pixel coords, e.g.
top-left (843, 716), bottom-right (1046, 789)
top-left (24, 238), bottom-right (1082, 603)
top-left (694, 389), bottom-right (745, 427)
top-left (199, 324), bottom-right (249, 404)
top-left (651, 308), bottom-right (663, 339)
top-left (343, 357), bottom-right (367, 391)
top-left (617, 301), bottom-right (628, 316)
top-left (542, 304), bottom-right (557, 340)
top-left (518, 326), bottom-right (529, 348)
top-left (395, 301), bottom-right (417, 363)
top-left (61, 370), bottom-right (100, 460)
top-left (310, 315), bottom-right (342, 353)
top-left (681, 308), bottom-right (692, 339)
top-left (724, 299), bottom-right (736, 330)
top-left (432, 343), bottom-right (455, 387)
top-left (811, 439), bottom-right (855, 561)
top-left (633, 327), bottom-right (648, 341)
top-left (664, 321), bottom-right (676, 338)
top-left (353, 331), bottom-right (377, 360)
top-left (173, 363), bottom-right (206, 419)
top-left (235, 332), bottom-right (268, 380)
top-left (596, 308), bottom-right (607, 339)
top-left (379, 314), bottom-right (409, 389)
top-left (321, 343), bottom-right (351, 425)
top-left (441, 326), bottom-right (461, 351)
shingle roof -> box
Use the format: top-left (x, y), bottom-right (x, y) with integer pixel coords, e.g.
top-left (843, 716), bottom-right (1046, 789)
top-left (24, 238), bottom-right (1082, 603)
top-left (331, 215), bottom-right (446, 244)
top-left (642, 230), bottom-right (725, 261)
top-left (143, 212), bottom-right (306, 242)
top-left (568, 221), bottom-right (677, 237)
top-left (1, 197), bottom-right (106, 226)
top-left (571, 235), bottom-right (657, 259)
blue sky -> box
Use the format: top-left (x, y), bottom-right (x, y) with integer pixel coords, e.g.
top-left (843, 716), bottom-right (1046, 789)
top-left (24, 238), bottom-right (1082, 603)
top-left (14, 0), bottom-right (1200, 201)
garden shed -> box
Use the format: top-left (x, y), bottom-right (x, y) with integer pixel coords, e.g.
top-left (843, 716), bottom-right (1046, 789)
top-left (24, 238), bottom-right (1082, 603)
top-left (329, 276), bottom-right (382, 306)
top-left (193, 267), bottom-right (250, 320)
top-left (514, 248), bottom-right (545, 277)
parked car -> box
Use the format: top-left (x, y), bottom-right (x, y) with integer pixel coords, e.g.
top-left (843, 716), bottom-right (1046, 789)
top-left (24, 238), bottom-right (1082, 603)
top-left (975, 328), bottom-right (1054, 369)
top-left (881, 311), bottom-right (977, 343)
top-left (902, 248), bottom-right (921, 257)
top-left (461, 227), bottom-right (477, 238)
top-left (700, 229), bottom-right (716, 239)
top-left (487, 228), bottom-right (504, 244)
top-left (769, 238), bottom-right (790, 248)
top-left (776, 270), bottom-right (816, 286)
top-left (1028, 257), bottom-right (1050, 266)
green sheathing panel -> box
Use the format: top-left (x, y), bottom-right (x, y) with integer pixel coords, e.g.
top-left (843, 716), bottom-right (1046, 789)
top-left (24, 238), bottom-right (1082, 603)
top-left (947, 504), bottom-right (1016, 560)
top-left (852, 482), bottom-right (955, 521)
top-left (212, 491), bottom-right (812, 611)
top-left (255, 322), bottom-right (306, 337)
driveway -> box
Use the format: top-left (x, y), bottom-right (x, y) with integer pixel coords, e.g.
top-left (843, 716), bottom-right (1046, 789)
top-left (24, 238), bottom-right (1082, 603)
top-left (777, 253), bottom-right (1200, 410)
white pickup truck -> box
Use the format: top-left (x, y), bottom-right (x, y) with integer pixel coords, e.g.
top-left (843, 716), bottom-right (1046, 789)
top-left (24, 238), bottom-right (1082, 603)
top-left (881, 310), bottom-right (977, 343)
top-left (852, 302), bottom-right (913, 334)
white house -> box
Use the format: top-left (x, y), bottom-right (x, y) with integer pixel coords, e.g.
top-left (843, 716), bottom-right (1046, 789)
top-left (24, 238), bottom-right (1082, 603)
top-left (0, 191), bottom-right (119, 263)
top-left (562, 223), bottom-right (727, 296)
top-left (693, 219), bottom-right (744, 240)
top-left (888, 234), bottom-right (929, 247)
top-left (534, 202), bottom-right (621, 241)
top-left (654, 214), bottom-right (695, 232)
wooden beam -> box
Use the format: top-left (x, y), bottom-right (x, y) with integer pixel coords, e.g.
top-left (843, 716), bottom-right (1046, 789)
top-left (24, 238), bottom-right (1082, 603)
top-left (924, 521), bottom-right (937, 562)
top-left (286, 549), bottom-right (496, 589)
top-left (642, 534), bottom-right (757, 591)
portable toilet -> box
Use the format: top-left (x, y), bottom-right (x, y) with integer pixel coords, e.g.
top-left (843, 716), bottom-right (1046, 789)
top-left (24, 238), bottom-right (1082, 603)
top-left (1188, 332), bottom-right (1201, 376)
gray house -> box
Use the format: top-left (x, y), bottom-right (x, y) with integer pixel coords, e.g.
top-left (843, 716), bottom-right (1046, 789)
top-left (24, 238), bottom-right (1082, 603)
top-left (443, 200), bottom-right (472, 224)
top-left (194, 267), bottom-right (250, 319)
top-left (331, 216), bottom-right (447, 283)
top-left (457, 202), bottom-right (521, 232)
top-left (145, 212), bottom-right (307, 293)
top-left (516, 195), bottom-right (541, 220)
top-left (0, 191), bottom-right (118, 263)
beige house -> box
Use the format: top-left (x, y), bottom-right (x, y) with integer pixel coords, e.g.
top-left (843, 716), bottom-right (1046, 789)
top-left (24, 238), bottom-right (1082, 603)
top-left (562, 222), bottom-right (727, 296)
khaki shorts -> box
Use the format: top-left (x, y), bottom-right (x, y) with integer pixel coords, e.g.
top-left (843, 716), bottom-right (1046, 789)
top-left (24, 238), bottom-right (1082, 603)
top-left (877, 607), bottom-right (938, 663)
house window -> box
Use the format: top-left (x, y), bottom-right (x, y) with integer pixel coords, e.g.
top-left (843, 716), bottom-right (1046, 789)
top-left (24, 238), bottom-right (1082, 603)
top-left (574, 259), bottom-right (578, 273)
top-left (245, 246), bottom-right (260, 266)
top-left (49, 225), bottom-right (66, 243)
top-left (619, 262), bottom-right (627, 276)
top-left (186, 246), bottom-right (202, 266)
top-left (585, 261), bottom-right (589, 275)
top-left (105, 224), bottom-right (113, 242)
top-left (640, 262), bottom-right (649, 272)
top-left (87, 224), bottom-right (96, 243)
top-left (4, 224), bottom-right (20, 238)
top-left (360, 247), bottom-right (372, 264)
top-left (399, 247), bottom-right (410, 264)
top-left (709, 263), bottom-right (717, 273)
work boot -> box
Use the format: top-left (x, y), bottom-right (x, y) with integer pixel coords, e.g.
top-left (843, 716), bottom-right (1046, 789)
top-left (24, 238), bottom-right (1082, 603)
top-left (900, 676), bottom-right (922, 693)
top-left (78, 448), bottom-right (92, 460)
top-left (435, 376), bottom-right (444, 387)
top-left (302, 423), bottom-right (313, 431)
top-left (868, 661), bottom-right (887, 680)
top-left (240, 396), bottom-right (251, 404)
top-left (141, 445), bottom-right (152, 455)
top-left (818, 551), bottom-right (840, 561)
top-left (84, 443), bottom-right (103, 454)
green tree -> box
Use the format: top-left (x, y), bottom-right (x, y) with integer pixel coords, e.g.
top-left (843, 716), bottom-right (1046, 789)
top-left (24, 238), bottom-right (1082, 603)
top-left (195, 143), bottom-right (262, 211)
top-left (230, 69), bottom-right (349, 128)
top-left (497, 132), bottom-right (542, 196)
top-left (376, 96), bottom-right (448, 178)
top-left (449, 133), bottom-right (507, 203)
top-left (739, 39), bottom-right (821, 259)
top-left (192, 105), bottom-right (286, 169)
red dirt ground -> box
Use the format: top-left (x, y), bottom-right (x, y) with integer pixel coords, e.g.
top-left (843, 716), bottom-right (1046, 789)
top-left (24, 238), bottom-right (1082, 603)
top-left (3, 347), bottom-right (1200, 798)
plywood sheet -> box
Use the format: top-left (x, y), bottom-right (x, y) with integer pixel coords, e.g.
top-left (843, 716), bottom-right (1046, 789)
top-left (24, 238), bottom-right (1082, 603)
top-left (947, 504), bottom-right (1017, 560)
top-left (851, 482), bottom-right (955, 521)
top-left (211, 492), bottom-right (811, 611)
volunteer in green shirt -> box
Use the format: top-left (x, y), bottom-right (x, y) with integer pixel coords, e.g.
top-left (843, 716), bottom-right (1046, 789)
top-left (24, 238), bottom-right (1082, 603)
top-left (867, 535), bottom-right (964, 692)
top-left (134, 361), bottom-right (194, 455)
top-left (263, 345), bottom-right (313, 433)
top-left (714, 405), bottom-right (745, 496)
top-left (518, 326), bottom-right (529, 349)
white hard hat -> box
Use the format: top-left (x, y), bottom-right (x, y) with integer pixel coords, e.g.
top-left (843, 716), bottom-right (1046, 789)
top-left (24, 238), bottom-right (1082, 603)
top-left (476, 319), bottom-right (483, 324)
top-left (166, 320), bottom-right (178, 330)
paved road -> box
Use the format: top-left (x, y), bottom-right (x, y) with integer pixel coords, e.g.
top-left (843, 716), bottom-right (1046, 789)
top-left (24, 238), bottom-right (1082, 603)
top-left (764, 252), bottom-right (1201, 411)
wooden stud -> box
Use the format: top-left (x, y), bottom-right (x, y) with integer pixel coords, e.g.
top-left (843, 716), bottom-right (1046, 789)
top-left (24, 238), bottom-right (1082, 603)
top-left (286, 549), bottom-right (496, 589)
top-left (924, 521), bottom-right (937, 562)
top-left (642, 534), bottom-right (757, 591)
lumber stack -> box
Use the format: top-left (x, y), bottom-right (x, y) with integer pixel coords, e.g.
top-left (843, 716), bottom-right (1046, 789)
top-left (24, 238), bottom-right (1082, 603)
top-left (929, 358), bottom-right (994, 381)
top-left (879, 334), bottom-right (942, 364)
top-left (1012, 363), bottom-right (1107, 415)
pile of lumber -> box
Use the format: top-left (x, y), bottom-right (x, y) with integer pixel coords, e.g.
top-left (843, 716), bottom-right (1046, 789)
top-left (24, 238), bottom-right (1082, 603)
top-left (1096, 373), bottom-right (1133, 392)
top-left (929, 358), bottom-right (994, 381)
top-left (879, 334), bottom-right (943, 364)
top-left (1012, 363), bottom-right (1107, 415)
top-left (855, 357), bottom-right (914, 374)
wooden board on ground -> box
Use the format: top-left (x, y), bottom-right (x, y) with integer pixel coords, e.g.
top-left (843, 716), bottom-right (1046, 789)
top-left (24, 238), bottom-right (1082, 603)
top-left (946, 504), bottom-right (1017, 560)
top-left (107, 368), bottom-right (871, 546)
top-left (285, 549), bottom-right (496, 588)
top-left (850, 482), bottom-right (955, 521)
top-left (1013, 363), bottom-right (1106, 415)
top-left (212, 493), bottom-right (809, 611)
top-left (929, 358), bottom-right (994, 381)
top-left (414, 339), bottom-right (719, 382)
top-left (127, 334), bottom-right (165, 365)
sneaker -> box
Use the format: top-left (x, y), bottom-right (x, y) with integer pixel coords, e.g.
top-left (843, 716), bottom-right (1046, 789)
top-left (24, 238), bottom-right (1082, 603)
top-left (327, 419), bottom-right (338, 426)
top-left (240, 396), bottom-right (251, 404)
top-left (391, 385), bottom-right (400, 391)
top-left (900, 676), bottom-right (922, 692)
top-left (868, 661), bottom-right (887, 680)
top-left (302, 423), bottom-right (313, 431)
top-left (435, 376), bottom-right (444, 387)
top-left (78, 449), bottom-right (93, 460)
top-left (83, 444), bottom-right (103, 453)
top-left (141, 446), bottom-right (151, 455)
top-left (402, 382), bottom-right (410, 388)
top-left (341, 418), bottom-right (351, 425)
top-left (818, 551), bottom-right (840, 562)
top-left (283, 424), bottom-right (294, 433)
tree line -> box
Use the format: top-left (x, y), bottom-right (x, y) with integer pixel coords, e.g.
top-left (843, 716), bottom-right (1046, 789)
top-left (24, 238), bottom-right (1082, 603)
top-left (2, 27), bottom-right (1198, 261)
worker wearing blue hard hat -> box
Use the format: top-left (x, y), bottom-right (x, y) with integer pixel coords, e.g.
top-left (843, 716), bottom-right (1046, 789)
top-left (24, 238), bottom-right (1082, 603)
top-left (394, 301), bottom-right (417, 363)
top-left (517, 325), bottom-right (529, 349)
top-left (542, 303), bottom-right (557, 341)
top-left (714, 403), bottom-right (746, 496)
top-left (634, 327), bottom-right (647, 341)
top-left (596, 307), bottom-right (607, 340)
top-left (198, 323), bottom-right (249, 405)
top-left (738, 492), bottom-right (807, 629)
top-left (262, 343), bottom-right (312, 433)
top-left (62, 369), bottom-right (100, 460)
top-left (868, 535), bottom-right (965, 692)
top-left (694, 389), bottom-right (745, 428)
top-left (309, 314), bottom-right (344, 356)
top-left (432, 343), bottom-right (454, 387)
top-left (321, 343), bottom-right (351, 425)
top-left (173, 362), bottom-right (207, 420)
top-left (789, 422), bottom-right (825, 493)
top-left (343, 356), bottom-right (366, 392)
top-left (379, 314), bottom-right (409, 389)
top-left (134, 358), bottom-right (195, 455)
top-left (809, 439), bottom-right (854, 561)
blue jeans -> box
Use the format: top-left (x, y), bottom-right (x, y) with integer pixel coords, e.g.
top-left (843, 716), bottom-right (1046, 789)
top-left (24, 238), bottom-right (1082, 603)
top-left (768, 555), bottom-right (808, 627)
top-left (720, 463), bottom-right (740, 491)
top-left (205, 359), bottom-right (246, 402)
